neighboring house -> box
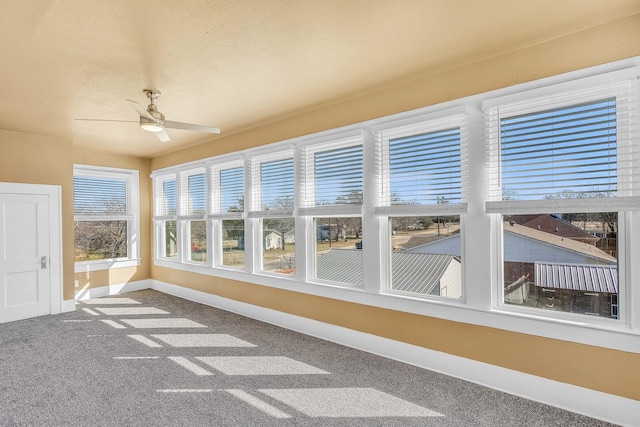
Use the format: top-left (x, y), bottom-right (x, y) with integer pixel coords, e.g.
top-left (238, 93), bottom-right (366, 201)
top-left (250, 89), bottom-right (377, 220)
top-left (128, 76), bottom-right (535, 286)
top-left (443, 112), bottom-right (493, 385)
top-left (391, 252), bottom-right (461, 298)
top-left (316, 249), bottom-right (462, 298)
top-left (263, 230), bottom-right (282, 250)
top-left (404, 222), bottom-right (615, 265)
top-left (405, 222), bottom-right (617, 317)
top-left (532, 262), bottom-right (618, 318)
top-left (316, 224), bottom-right (345, 241)
top-left (507, 214), bottom-right (600, 245)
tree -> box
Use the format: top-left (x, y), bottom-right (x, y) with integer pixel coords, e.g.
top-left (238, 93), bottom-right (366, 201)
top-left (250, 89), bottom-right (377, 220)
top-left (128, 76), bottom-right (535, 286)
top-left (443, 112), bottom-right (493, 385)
top-left (419, 216), bottom-right (433, 229)
top-left (335, 190), bottom-right (362, 205)
top-left (74, 199), bottom-right (128, 260)
top-left (393, 217), bottom-right (418, 233)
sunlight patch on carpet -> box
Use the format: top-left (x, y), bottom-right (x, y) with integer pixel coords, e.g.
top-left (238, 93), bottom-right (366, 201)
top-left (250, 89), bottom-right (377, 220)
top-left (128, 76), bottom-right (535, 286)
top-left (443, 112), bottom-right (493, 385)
top-left (151, 334), bottom-right (256, 348)
top-left (259, 387), bottom-right (445, 418)
top-left (119, 318), bottom-right (207, 328)
top-left (95, 307), bottom-right (169, 315)
top-left (196, 356), bottom-right (329, 376)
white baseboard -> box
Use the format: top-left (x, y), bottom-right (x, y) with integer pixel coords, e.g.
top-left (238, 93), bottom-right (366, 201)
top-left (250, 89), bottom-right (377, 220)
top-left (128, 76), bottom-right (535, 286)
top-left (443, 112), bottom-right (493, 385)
top-left (61, 299), bottom-right (76, 313)
top-left (74, 279), bottom-right (152, 301)
top-left (148, 279), bottom-right (639, 427)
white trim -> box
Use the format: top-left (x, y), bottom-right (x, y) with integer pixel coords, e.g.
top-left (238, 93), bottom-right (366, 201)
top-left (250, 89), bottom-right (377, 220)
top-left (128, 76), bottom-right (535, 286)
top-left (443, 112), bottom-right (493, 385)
top-left (74, 279), bottom-right (152, 300)
top-left (486, 197), bottom-right (640, 214)
top-left (74, 258), bottom-right (141, 273)
top-left (298, 205), bottom-right (363, 216)
top-left (62, 299), bottom-right (76, 313)
top-left (481, 66), bottom-right (640, 111)
top-left (0, 182), bottom-right (64, 317)
top-left (73, 165), bottom-right (140, 268)
top-left (150, 57), bottom-right (640, 353)
top-left (375, 203), bottom-right (468, 216)
top-left (148, 279), bottom-right (640, 427)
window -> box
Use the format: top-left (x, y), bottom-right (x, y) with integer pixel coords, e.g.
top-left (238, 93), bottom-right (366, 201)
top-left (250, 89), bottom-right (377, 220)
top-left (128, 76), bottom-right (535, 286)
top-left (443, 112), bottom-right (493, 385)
top-left (376, 113), bottom-right (467, 299)
top-left (74, 165), bottom-right (139, 271)
top-left (301, 136), bottom-right (364, 287)
top-left (389, 215), bottom-right (461, 298)
top-left (485, 75), bottom-right (639, 320)
top-left (150, 60), bottom-right (640, 342)
top-left (249, 151), bottom-right (296, 275)
top-left (261, 218), bottom-right (295, 274)
top-left (314, 216), bottom-right (363, 287)
top-left (300, 136), bottom-right (363, 214)
top-left (252, 154), bottom-right (295, 212)
top-left (209, 161), bottom-right (245, 269)
top-left (153, 176), bottom-right (177, 260)
top-left (179, 169), bottom-right (207, 263)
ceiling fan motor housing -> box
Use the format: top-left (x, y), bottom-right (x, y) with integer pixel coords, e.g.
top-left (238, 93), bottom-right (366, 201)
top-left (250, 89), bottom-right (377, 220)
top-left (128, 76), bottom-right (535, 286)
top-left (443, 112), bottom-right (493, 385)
top-left (140, 90), bottom-right (165, 131)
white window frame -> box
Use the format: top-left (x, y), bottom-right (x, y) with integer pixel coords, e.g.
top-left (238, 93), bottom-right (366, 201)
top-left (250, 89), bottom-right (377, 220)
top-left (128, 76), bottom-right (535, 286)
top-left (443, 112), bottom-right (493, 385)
top-left (483, 67), bottom-right (640, 326)
top-left (149, 58), bottom-right (640, 354)
top-left (372, 109), bottom-right (469, 300)
top-left (209, 159), bottom-right (246, 270)
top-left (298, 132), bottom-right (366, 287)
top-left (178, 167), bottom-right (208, 265)
top-left (153, 174), bottom-right (178, 261)
top-left (248, 149), bottom-right (296, 276)
top-left (73, 165), bottom-right (140, 273)
top-left (299, 132), bottom-right (365, 216)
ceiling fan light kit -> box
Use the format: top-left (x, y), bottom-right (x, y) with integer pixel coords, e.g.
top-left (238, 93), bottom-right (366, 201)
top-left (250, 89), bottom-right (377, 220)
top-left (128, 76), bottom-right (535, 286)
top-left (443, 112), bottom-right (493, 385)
top-left (139, 90), bottom-right (166, 132)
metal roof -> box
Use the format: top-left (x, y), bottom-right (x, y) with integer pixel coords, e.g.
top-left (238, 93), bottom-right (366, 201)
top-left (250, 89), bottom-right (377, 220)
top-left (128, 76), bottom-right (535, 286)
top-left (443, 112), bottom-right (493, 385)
top-left (316, 249), bottom-right (460, 295)
top-left (390, 252), bottom-right (459, 295)
top-left (535, 262), bottom-right (618, 294)
top-left (316, 249), bottom-right (364, 287)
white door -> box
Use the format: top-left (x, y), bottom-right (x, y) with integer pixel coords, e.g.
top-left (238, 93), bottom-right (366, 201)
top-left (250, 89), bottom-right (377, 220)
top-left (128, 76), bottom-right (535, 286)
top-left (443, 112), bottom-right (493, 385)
top-left (0, 192), bottom-right (51, 323)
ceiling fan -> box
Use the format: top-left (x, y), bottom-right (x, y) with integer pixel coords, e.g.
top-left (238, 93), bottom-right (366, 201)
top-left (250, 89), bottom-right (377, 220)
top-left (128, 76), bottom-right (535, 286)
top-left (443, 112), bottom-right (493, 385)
top-left (77, 89), bottom-right (221, 142)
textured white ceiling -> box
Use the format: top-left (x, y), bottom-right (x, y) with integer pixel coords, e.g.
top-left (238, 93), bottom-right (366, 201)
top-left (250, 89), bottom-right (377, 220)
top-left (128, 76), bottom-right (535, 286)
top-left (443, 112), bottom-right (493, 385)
top-left (0, 0), bottom-right (638, 158)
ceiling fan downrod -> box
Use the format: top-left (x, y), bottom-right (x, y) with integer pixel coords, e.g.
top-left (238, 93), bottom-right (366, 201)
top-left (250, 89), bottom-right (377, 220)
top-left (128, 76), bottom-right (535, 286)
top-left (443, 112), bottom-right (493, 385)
top-left (140, 89), bottom-right (165, 132)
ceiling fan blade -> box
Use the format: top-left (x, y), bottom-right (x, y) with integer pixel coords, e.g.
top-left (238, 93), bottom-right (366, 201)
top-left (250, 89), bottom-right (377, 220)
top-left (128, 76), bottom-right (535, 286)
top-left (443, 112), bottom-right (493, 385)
top-left (75, 119), bottom-right (138, 123)
top-left (126, 99), bottom-right (154, 120)
top-left (152, 129), bottom-right (171, 142)
top-left (164, 120), bottom-right (220, 134)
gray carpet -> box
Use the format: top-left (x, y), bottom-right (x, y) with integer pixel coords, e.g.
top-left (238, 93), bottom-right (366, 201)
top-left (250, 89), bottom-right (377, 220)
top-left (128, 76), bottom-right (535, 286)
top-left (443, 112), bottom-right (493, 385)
top-left (0, 289), bottom-right (613, 426)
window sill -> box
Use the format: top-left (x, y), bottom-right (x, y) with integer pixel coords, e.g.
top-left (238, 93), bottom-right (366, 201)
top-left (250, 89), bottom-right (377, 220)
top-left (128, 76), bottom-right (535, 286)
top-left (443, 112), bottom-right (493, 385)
top-left (75, 258), bottom-right (141, 273)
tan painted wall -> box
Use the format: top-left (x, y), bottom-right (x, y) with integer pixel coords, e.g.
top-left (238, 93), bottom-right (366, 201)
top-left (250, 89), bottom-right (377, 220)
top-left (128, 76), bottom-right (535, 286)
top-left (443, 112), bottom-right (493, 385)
top-left (0, 129), bottom-right (75, 299)
top-left (72, 148), bottom-right (151, 294)
top-left (147, 15), bottom-right (640, 401)
top-left (0, 134), bottom-right (151, 301)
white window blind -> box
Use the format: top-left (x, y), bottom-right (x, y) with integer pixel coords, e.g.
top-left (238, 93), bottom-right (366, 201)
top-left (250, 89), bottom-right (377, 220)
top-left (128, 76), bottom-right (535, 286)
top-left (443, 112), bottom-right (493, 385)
top-left (153, 176), bottom-right (177, 220)
top-left (375, 113), bottom-right (468, 216)
top-left (485, 73), bottom-right (640, 214)
top-left (249, 151), bottom-right (295, 217)
top-left (220, 166), bottom-right (244, 213)
top-left (300, 135), bottom-right (364, 215)
top-left (74, 171), bottom-right (133, 221)
top-left (209, 161), bottom-right (244, 219)
top-left (178, 168), bottom-right (207, 219)
top-left (73, 165), bottom-right (139, 266)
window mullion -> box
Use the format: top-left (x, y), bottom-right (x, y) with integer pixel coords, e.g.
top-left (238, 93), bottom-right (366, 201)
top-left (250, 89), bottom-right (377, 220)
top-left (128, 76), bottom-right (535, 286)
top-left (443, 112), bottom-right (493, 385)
top-left (362, 129), bottom-right (382, 293)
